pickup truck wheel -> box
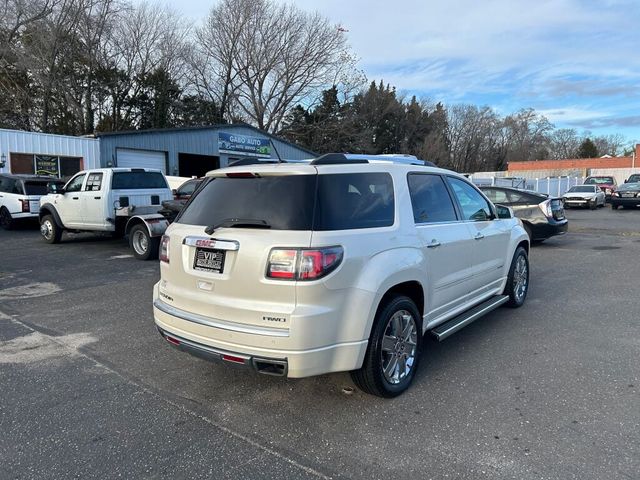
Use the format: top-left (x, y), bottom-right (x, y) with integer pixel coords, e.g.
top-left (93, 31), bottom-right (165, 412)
top-left (129, 224), bottom-right (159, 260)
top-left (0, 207), bottom-right (13, 230)
top-left (504, 247), bottom-right (529, 308)
top-left (40, 215), bottom-right (62, 244)
top-left (351, 295), bottom-right (422, 398)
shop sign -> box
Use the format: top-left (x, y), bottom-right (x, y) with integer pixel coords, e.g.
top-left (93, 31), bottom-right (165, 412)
top-left (218, 132), bottom-right (271, 158)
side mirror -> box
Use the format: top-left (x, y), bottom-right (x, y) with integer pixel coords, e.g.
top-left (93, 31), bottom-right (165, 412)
top-left (172, 189), bottom-right (178, 196)
top-left (495, 204), bottom-right (513, 219)
top-left (625, 179), bottom-right (628, 183)
top-left (47, 182), bottom-right (64, 194)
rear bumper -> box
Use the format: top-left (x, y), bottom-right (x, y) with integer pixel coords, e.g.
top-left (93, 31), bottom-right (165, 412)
top-left (527, 219), bottom-right (568, 241)
top-left (611, 197), bottom-right (640, 207)
top-left (153, 300), bottom-right (368, 378)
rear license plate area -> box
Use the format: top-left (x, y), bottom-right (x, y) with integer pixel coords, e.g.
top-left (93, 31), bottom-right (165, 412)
top-left (622, 193), bottom-right (635, 197)
top-left (193, 248), bottom-right (226, 273)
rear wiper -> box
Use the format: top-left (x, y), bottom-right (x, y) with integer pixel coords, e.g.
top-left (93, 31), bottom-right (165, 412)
top-left (204, 218), bottom-right (271, 235)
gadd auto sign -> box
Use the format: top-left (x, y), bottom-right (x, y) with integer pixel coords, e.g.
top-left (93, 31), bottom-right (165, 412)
top-left (218, 132), bottom-right (271, 158)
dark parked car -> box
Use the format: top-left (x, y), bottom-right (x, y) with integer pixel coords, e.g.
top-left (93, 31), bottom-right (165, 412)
top-left (480, 186), bottom-right (568, 242)
top-left (172, 178), bottom-right (204, 200)
top-left (625, 173), bottom-right (640, 184)
top-left (161, 178), bottom-right (205, 223)
top-left (611, 183), bottom-right (640, 209)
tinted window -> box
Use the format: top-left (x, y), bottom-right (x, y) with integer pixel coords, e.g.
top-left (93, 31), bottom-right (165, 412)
top-left (178, 175), bottom-right (316, 230)
top-left (178, 173), bottom-right (395, 231)
top-left (85, 173), bottom-right (103, 191)
top-left (507, 190), bottom-right (542, 203)
top-left (65, 173), bottom-right (86, 193)
top-left (177, 180), bottom-right (200, 196)
top-left (408, 174), bottom-right (457, 223)
top-left (315, 173), bottom-right (394, 230)
top-left (482, 188), bottom-right (509, 204)
top-left (112, 172), bottom-right (168, 189)
top-left (24, 181), bottom-right (50, 195)
top-left (447, 177), bottom-right (493, 221)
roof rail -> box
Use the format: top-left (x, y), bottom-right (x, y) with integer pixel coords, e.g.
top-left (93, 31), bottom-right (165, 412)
top-left (309, 152), bottom-right (438, 167)
top-left (310, 153), bottom-right (368, 165)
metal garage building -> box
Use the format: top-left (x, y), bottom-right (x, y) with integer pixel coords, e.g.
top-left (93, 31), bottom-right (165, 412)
top-left (0, 129), bottom-right (99, 178)
top-left (98, 124), bottom-right (316, 177)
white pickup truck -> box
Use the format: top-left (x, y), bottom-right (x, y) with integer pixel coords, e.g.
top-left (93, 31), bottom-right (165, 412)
top-left (38, 168), bottom-right (173, 260)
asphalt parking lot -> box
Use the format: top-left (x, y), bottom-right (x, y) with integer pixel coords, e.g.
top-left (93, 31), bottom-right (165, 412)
top-left (1, 207), bottom-right (638, 480)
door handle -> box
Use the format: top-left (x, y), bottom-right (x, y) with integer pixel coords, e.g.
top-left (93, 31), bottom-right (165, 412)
top-left (427, 239), bottom-right (441, 248)
top-left (72, 197), bottom-right (79, 200)
top-left (474, 232), bottom-right (485, 240)
top-left (94, 196), bottom-right (101, 200)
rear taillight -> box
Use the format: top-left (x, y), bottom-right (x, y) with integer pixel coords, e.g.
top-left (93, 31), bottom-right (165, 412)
top-left (19, 199), bottom-right (29, 213)
top-left (267, 246), bottom-right (343, 281)
top-left (159, 235), bottom-right (170, 263)
top-left (539, 199), bottom-right (552, 218)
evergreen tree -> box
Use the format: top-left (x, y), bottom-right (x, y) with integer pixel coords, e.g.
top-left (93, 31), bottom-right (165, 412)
top-left (577, 138), bottom-right (599, 158)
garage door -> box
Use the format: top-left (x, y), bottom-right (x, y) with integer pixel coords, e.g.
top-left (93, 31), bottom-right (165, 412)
top-left (116, 149), bottom-right (166, 173)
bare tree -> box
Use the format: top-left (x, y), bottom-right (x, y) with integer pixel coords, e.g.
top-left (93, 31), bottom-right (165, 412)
top-left (195, 0), bottom-right (351, 132)
top-left (549, 128), bottom-right (580, 159)
top-left (503, 108), bottom-right (553, 162)
top-left (592, 133), bottom-right (626, 157)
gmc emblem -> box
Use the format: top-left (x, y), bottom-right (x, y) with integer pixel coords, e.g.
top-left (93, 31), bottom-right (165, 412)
top-left (196, 239), bottom-right (216, 248)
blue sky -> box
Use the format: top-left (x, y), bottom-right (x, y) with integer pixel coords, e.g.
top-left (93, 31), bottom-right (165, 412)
top-left (149, 0), bottom-right (640, 142)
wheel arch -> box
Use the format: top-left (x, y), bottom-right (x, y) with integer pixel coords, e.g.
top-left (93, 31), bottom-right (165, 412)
top-left (39, 204), bottom-right (63, 227)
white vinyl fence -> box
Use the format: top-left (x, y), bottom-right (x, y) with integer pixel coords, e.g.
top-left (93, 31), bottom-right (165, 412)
top-left (470, 175), bottom-right (585, 197)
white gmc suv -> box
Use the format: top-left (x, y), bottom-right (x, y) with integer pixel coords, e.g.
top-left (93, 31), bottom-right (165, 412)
top-left (153, 155), bottom-right (530, 397)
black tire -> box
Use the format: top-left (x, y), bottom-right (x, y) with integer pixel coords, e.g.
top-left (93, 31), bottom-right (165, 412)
top-left (589, 200), bottom-right (597, 210)
top-left (351, 295), bottom-right (423, 398)
top-left (128, 224), bottom-right (159, 260)
top-left (503, 246), bottom-right (529, 308)
top-left (611, 204), bottom-right (619, 210)
top-left (0, 207), bottom-right (13, 230)
top-left (40, 214), bottom-right (62, 244)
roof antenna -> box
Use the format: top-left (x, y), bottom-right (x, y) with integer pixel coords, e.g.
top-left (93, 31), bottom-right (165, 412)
top-left (270, 139), bottom-right (284, 163)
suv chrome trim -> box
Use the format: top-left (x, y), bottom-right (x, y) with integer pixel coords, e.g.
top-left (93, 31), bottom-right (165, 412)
top-left (182, 236), bottom-right (240, 251)
top-left (154, 299), bottom-right (290, 337)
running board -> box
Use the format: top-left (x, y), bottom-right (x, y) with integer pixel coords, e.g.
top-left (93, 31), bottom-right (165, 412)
top-left (430, 295), bottom-right (509, 341)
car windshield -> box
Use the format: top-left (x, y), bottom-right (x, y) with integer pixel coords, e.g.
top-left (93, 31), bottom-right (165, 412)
top-left (618, 183), bottom-right (640, 191)
top-left (627, 175), bottom-right (640, 183)
top-left (585, 177), bottom-right (614, 185)
top-left (568, 186), bottom-right (595, 193)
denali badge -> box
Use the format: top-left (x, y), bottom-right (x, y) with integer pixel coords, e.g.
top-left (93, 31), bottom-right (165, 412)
top-left (262, 315), bottom-right (286, 323)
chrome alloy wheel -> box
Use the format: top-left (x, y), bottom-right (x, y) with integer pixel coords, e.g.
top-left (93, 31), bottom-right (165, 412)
top-left (380, 310), bottom-right (418, 385)
top-left (131, 229), bottom-right (148, 255)
top-left (40, 219), bottom-right (53, 240)
top-left (513, 255), bottom-right (528, 303)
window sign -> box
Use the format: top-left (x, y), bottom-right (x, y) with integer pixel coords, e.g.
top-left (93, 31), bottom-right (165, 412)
top-left (218, 132), bottom-right (271, 158)
top-left (35, 155), bottom-right (60, 176)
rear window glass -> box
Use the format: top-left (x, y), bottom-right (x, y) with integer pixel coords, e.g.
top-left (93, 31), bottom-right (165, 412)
top-left (112, 172), bottom-right (167, 189)
top-left (24, 181), bottom-right (50, 195)
top-left (178, 172), bottom-right (395, 231)
top-left (585, 177), bottom-right (614, 185)
top-left (178, 175), bottom-right (316, 230)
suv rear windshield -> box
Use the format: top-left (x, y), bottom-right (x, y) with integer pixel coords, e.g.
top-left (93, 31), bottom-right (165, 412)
top-left (24, 181), bottom-right (51, 195)
top-left (112, 172), bottom-right (167, 189)
top-left (177, 172), bottom-right (395, 231)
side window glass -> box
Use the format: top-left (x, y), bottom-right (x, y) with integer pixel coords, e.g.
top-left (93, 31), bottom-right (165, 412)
top-left (65, 173), bottom-right (86, 193)
top-left (178, 181), bottom-right (197, 196)
top-left (12, 181), bottom-right (23, 195)
top-left (85, 173), bottom-right (103, 191)
top-left (484, 188), bottom-right (509, 204)
top-left (448, 177), bottom-right (493, 221)
top-left (407, 174), bottom-right (458, 223)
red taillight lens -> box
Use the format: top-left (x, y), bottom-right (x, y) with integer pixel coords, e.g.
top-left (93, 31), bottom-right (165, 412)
top-left (267, 249), bottom-right (298, 279)
top-left (159, 235), bottom-right (170, 263)
top-left (267, 246), bottom-right (343, 281)
top-left (20, 199), bottom-right (29, 212)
